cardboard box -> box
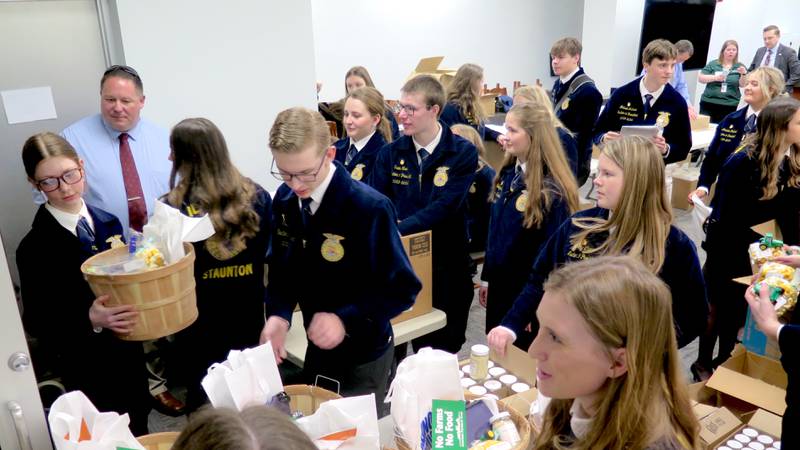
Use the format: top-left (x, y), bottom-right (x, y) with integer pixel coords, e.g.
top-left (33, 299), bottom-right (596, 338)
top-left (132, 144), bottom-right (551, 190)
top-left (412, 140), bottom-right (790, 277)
top-left (459, 345), bottom-right (538, 416)
top-left (478, 94), bottom-right (496, 117)
top-left (698, 406), bottom-right (742, 448)
top-left (392, 231), bottom-right (433, 324)
top-left (407, 56), bottom-right (457, 89)
top-left (670, 170), bottom-right (699, 211)
top-left (751, 220), bottom-right (783, 241)
top-left (691, 114), bottom-right (711, 131)
top-left (705, 346), bottom-right (787, 416)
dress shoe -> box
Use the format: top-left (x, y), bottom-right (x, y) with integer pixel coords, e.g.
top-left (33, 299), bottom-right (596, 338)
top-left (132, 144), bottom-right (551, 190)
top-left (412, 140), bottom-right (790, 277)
top-left (151, 391), bottom-right (186, 417)
top-left (690, 362), bottom-right (712, 382)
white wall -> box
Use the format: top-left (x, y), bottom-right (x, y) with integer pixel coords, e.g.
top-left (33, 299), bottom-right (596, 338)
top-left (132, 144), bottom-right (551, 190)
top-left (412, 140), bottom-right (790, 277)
top-left (581, 0), bottom-right (646, 97)
top-left (311, 0), bottom-right (585, 102)
top-left (115, 0), bottom-right (318, 192)
top-left (694, 0), bottom-right (800, 107)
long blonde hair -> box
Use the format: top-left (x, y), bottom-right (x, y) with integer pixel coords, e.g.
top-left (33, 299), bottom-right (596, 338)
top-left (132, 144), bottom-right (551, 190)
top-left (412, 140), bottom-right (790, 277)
top-left (446, 63), bottom-right (487, 124)
top-left (345, 86), bottom-right (393, 143)
top-left (534, 256), bottom-right (699, 450)
top-left (513, 85), bottom-right (569, 132)
top-left (740, 96), bottom-right (800, 199)
top-left (491, 104), bottom-right (579, 228)
top-left (746, 66), bottom-right (786, 108)
top-left (570, 136), bottom-right (672, 272)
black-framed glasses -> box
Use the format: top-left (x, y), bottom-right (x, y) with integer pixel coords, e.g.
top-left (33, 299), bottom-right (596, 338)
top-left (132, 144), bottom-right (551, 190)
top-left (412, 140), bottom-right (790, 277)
top-left (103, 65), bottom-right (142, 82)
top-left (392, 102), bottom-right (431, 117)
top-left (270, 157), bottom-right (326, 182)
top-left (36, 168), bottom-right (83, 193)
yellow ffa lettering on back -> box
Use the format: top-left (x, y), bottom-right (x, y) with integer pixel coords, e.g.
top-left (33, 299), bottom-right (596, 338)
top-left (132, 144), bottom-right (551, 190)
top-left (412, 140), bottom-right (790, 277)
top-left (433, 166), bottom-right (450, 187)
top-left (320, 233), bottom-right (345, 262)
top-left (186, 203), bottom-right (202, 217)
top-left (202, 263), bottom-right (254, 279)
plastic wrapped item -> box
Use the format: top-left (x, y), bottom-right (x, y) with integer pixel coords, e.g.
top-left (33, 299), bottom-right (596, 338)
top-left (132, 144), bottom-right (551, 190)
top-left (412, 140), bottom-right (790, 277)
top-left (755, 261), bottom-right (799, 318)
top-left (748, 234), bottom-right (796, 273)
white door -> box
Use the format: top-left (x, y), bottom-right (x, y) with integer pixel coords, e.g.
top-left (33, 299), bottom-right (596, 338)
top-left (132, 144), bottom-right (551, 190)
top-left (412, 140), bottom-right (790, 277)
top-left (0, 234), bottom-right (51, 450)
top-left (0, 1), bottom-right (111, 448)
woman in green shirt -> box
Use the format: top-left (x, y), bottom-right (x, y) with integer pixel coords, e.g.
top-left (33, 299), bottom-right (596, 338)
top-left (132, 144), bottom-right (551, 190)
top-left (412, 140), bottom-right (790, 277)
top-left (699, 39), bottom-right (747, 124)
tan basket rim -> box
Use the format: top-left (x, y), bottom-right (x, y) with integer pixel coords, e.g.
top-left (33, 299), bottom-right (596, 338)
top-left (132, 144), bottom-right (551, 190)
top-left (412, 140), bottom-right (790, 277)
top-left (137, 431), bottom-right (180, 445)
top-left (80, 242), bottom-right (195, 279)
top-left (284, 384), bottom-right (342, 401)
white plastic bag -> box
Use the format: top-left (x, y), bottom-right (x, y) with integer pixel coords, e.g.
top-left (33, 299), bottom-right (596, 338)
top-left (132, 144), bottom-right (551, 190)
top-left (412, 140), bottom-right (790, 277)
top-left (386, 347), bottom-right (464, 449)
top-left (142, 200), bottom-right (215, 263)
top-left (48, 391), bottom-right (145, 450)
top-left (690, 193), bottom-right (712, 231)
top-left (296, 394), bottom-right (379, 450)
top-left (201, 342), bottom-right (285, 411)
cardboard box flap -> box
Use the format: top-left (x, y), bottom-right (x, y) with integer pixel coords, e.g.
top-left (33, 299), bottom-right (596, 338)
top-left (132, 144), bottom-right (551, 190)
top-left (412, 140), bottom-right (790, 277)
top-left (502, 387), bottom-right (538, 418)
top-left (747, 408), bottom-right (783, 437)
top-left (691, 400), bottom-right (718, 420)
top-left (489, 346), bottom-right (536, 385)
top-left (751, 220), bottom-right (783, 240)
top-left (414, 56), bottom-right (445, 72)
top-left (698, 407), bottom-right (741, 447)
top-left (706, 348), bottom-right (787, 415)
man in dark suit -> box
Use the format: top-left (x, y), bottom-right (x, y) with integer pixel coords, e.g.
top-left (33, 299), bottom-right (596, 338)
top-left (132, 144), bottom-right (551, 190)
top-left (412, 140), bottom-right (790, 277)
top-left (749, 25), bottom-right (800, 93)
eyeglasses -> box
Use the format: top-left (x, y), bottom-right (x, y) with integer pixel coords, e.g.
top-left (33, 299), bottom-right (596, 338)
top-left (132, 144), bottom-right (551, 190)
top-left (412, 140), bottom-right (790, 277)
top-left (270, 157), bottom-right (326, 182)
top-left (36, 168), bottom-right (83, 193)
top-left (103, 65), bottom-right (142, 82)
top-left (392, 102), bottom-right (431, 117)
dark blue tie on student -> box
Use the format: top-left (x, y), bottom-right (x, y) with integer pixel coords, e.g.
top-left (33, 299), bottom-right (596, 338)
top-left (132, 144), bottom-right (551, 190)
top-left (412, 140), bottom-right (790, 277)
top-left (418, 148), bottom-right (430, 164)
top-left (643, 93), bottom-right (653, 119)
top-left (511, 165), bottom-right (525, 192)
top-left (345, 144), bottom-right (358, 166)
top-left (301, 197), bottom-right (313, 229)
top-left (744, 114), bottom-right (757, 134)
top-left (76, 216), bottom-right (95, 253)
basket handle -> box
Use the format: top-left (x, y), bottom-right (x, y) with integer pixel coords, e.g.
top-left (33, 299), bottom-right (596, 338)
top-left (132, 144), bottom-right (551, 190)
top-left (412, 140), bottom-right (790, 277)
top-left (313, 374), bottom-right (341, 395)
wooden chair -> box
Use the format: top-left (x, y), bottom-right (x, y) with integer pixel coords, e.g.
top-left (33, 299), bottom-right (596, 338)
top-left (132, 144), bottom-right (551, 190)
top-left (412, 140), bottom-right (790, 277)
top-left (326, 121), bottom-right (338, 138)
top-left (482, 83), bottom-right (507, 97)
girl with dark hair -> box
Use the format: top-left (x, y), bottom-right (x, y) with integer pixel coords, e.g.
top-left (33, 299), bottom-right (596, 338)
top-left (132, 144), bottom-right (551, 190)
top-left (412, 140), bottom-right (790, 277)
top-left (165, 118), bottom-right (272, 411)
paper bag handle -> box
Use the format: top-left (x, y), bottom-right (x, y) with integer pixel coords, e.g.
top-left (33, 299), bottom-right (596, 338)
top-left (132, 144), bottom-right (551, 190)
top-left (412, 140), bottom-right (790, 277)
top-left (314, 374), bottom-right (340, 395)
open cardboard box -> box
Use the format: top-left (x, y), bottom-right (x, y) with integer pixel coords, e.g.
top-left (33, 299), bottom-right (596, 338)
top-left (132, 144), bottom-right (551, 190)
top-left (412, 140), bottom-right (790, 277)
top-left (392, 231), bottom-right (433, 324)
top-left (696, 406), bottom-right (782, 449)
top-left (406, 56), bottom-right (457, 89)
top-left (703, 346), bottom-right (787, 417)
top-left (459, 344), bottom-right (538, 416)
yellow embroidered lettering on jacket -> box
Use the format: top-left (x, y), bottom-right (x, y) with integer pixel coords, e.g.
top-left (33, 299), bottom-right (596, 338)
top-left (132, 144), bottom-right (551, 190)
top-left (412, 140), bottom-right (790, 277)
top-left (202, 263), bottom-right (254, 279)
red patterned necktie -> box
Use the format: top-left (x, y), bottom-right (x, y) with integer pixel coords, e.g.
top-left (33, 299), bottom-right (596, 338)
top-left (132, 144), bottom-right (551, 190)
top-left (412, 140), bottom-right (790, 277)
top-left (765, 49), bottom-right (772, 66)
top-left (119, 133), bottom-right (147, 231)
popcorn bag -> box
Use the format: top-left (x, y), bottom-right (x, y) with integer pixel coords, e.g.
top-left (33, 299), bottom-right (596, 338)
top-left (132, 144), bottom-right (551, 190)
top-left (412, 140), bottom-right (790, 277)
top-left (48, 391), bottom-right (144, 450)
top-left (201, 341), bottom-right (285, 411)
top-left (295, 394), bottom-right (379, 450)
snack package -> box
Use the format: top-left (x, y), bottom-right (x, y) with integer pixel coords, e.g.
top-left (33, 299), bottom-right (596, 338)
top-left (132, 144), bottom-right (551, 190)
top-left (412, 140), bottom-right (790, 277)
top-left (748, 233), bottom-right (795, 273)
top-left (755, 261), bottom-right (799, 318)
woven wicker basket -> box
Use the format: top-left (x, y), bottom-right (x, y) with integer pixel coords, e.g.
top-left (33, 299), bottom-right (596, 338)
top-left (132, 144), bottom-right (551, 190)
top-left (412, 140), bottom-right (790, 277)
top-left (285, 384), bottom-right (342, 416)
top-left (137, 431), bottom-right (179, 450)
top-left (81, 243), bottom-right (197, 341)
top-left (394, 392), bottom-right (531, 450)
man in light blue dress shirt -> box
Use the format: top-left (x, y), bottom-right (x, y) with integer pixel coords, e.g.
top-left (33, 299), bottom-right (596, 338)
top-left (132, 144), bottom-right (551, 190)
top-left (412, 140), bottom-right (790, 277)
top-left (62, 65), bottom-right (171, 234)
top-left (61, 65), bottom-right (183, 416)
